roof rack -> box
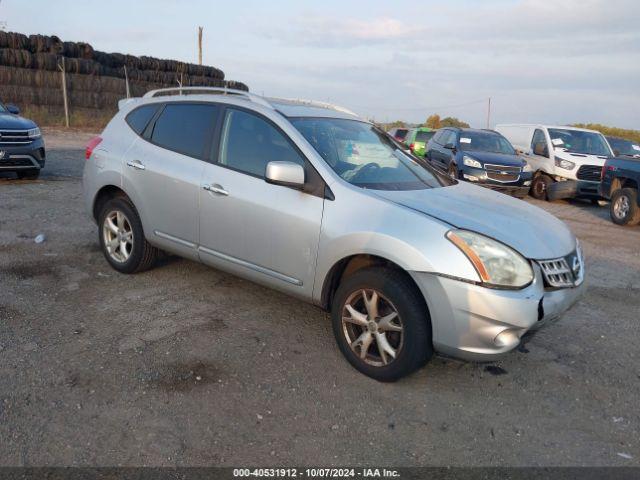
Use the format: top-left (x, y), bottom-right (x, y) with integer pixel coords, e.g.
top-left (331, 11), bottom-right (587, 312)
top-left (142, 87), bottom-right (273, 109)
top-left (268, 97), bottom-right (358, 117)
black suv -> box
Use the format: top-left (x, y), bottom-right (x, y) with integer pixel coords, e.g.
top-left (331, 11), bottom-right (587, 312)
top-left (0, 102), bottom-right (45, 179)
top-left (426, 127), bottom-right (532, 198)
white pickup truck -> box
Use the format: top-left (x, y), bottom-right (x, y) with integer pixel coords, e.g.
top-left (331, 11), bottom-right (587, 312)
top-left (495, 124), bottom-right (613, 201)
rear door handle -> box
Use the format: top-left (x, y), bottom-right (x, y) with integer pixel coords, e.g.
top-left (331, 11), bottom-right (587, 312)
top-left (126, 159), bottom-right (146, 170)
top-left (203, 184), bottom-right (229, 196)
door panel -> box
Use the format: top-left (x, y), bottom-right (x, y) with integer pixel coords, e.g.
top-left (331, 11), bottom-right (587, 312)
top-left (198, 107), bottom-right (324, 300)
top-left (199, 164), bottom-right (323, 298)
top-left (124, 138), bottom-right (204, 259)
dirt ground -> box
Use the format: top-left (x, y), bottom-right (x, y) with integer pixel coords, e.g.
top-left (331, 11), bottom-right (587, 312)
top-left (0, 129), bottom-right (638, 467)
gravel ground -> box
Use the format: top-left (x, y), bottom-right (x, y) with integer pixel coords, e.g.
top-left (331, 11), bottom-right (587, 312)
top-left (0, 129), bottom-right (639, 467)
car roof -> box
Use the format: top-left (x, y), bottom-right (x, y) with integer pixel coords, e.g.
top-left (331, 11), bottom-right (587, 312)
top-left (120, 87), bottom-right (364, 122)
top-left (496, 124), bottom-right (603, 134)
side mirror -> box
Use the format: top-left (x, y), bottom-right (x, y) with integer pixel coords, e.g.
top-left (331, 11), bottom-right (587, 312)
top-left (444, 143), bottom-right (456, 152)
top-left (613, 148), bottom-right (620, 157)
top-left (265, 161), bottom-right (305, 189)
top-left (6, 104), bottom-right (20, 115)
top-left (533, 141), bottom-right (548, 157)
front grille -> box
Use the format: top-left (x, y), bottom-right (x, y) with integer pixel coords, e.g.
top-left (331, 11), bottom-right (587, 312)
top-left (484, 164), bottom-right (521, 183)
top-left (576, 165), bottom-right (601, 182)
top-left (0, 156), bottom-right (34, 167)
top-left (0, 129), bottom-right (33, 146)
top-left (538, 250), bottom-right (583, 289)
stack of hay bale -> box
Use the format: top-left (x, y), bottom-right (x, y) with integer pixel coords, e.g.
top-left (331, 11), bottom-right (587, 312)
top-left (0, 31), bottom-right (249, 126)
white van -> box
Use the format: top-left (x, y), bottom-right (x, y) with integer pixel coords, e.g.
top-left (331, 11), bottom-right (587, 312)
top-left (495, 124), bottom-right (613, 201)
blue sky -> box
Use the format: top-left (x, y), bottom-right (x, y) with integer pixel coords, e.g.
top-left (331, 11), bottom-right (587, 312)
top-left (3, 0), bottom-right (639, 128)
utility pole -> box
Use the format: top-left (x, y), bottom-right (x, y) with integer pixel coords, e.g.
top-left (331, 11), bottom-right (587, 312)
top-left (58, 57), bottom-right (69, 128)
top-left (486, 97), bottom-right (491, 129)
top-left (197, 26), bottom-right (203, 65)
top-left (124, 65), bottom-right (131, 98)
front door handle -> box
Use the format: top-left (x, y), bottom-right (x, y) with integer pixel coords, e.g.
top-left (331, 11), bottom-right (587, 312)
top-left (203, 184), bottom-right (229, 196)
top-left (126, 159), bottom-right (146, 170)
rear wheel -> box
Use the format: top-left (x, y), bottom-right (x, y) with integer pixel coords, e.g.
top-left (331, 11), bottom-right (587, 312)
top-left (610, 188), bottom-right (640, 226)
top-left (98, 197), bottom-right (159, 273)
top-left (530, 173), bottom-right (552, 200)
top-left (331, 267), bottom-right (433, 382)
top-left (16, 169), bottom-right (40, 180)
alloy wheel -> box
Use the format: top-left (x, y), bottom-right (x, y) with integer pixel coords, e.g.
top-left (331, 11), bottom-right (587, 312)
top-left (341, 289), bottom-right (404, 367)
top-left (102, 210), bottom-right (134, 263)
top-left (613, 194), bottom-right (630, 220)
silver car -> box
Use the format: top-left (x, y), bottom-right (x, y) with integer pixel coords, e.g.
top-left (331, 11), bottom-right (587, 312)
top-left (83, 87), bottom-right (585, 381)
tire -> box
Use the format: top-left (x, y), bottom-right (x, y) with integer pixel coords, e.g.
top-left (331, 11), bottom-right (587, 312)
top-left (610, 188), bottom-right (640, 226)
top-left (98, 196), bottom-right (159, 273)
top-left (16, 169), bottom-right (40, 180)
top-left (530, 173), bottom-right (552, 200)
top-left (448, 163), bottom-right (458, 180)
top-left (331, 267), bottom-right (433, 382)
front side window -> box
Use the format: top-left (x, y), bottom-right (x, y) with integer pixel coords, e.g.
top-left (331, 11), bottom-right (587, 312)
top-left (218, 108), bottom-right (305, 177)
top-left (0, 103), bottom-right (6, 113)
top-left (531, 129), bottom-right (547, 156)
top-left (291, 118), bottom-right (446, 191)
top-left (151, 103), bottom-right (219, 158)
top-left (458, 132), bottom-right (515, 155)
top-left (547, 128), bottom-right (611, 156)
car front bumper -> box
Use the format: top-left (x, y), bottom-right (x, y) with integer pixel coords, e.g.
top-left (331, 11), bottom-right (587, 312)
top-left (410, 264), bottom-right (584, 361)
top-left (0, 137), bottom-right (46, 170)
top-left (461, 166), bottom-right (532, 197)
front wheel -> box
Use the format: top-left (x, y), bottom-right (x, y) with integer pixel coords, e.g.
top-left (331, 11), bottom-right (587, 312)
top-left (530, 173), bottom-right (552, 200)
top-left (610, 188), bottom-right (640, 226)
top-left (17, 169), bottom-right (40, 180)
top-left (98, 197), bottom-right (159, 273)
top-left (448, 163), bottom-right (458, 180)
top-left (331, 267), bottom-right (433, 382)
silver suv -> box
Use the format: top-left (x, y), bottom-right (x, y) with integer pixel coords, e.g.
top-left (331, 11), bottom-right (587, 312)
top-left (83, 87), bottom-right (585, 381)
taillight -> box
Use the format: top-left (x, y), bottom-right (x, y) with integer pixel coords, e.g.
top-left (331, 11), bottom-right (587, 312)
top-left (85, 136), bottom-right (103, 160)
top-left (409, 143), bottom-right (415, 151)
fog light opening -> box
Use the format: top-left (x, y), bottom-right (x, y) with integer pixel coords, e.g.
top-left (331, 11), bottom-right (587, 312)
top-left (494, 329), bottom-right (520, 348)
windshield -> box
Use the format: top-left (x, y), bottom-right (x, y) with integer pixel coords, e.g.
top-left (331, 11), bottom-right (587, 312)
top-left (394, 129), bottom-right (408, 140)
top-left (608, 137), bottom-right (639, 156)
top-left (416, 130), bottom-right (435, 143)
top-left (459, 131), bottom-right (515, 155)
top-left (548, 129), bottom-right (611, 156)
top-left (291, 118), bottom-right (446, 191)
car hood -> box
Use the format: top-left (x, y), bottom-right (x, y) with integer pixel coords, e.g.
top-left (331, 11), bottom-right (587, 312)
top-left (554, 149), bottom-right (608, 165)
top-left (461, 150), bottom-right (524, 167)
top-left (0, 113), bottom-right (36, 129)
top-left (371, 182), bottom-right (575, 259)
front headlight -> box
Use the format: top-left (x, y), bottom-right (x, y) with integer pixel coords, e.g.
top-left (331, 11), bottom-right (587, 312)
top-left (554, 157), bottom-right (575, 170)
top-left (522, 162), bottom-right (532, 172)
top-left (446, 229), bottom-right (534, 289)
top-left (463, 155), bottom-right (482, 169)
top-left (27, 127), bottom-right (41, 139)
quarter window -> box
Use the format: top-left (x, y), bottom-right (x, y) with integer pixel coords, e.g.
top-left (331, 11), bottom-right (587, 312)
top-left (150, 103), bottom-right (219, 159)
top-left (218, 108), bottom-right (305, 177)
top-left (126, 104), bottom-right (159, 135)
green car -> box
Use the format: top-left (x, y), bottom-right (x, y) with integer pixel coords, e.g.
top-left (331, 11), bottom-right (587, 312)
top-left (404, 127), bottom-right (436, 157)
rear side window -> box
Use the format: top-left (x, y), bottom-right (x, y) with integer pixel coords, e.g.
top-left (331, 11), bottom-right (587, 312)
top-left (416, 131), bottom-right (435, 142)
top-left (125, 104), bottom-right (159, 135)
top-left (218, 108), bottom-right (305, 177)
top-left (151, 103), bottom-right (219, 159)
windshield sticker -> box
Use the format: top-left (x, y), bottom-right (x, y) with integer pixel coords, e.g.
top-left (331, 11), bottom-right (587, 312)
top-left (551, 138), bottom-right (564, 146)
top-left (460, 137), bottom-right (471, 144)
top-left (633, 145), bottom-right (640, 151)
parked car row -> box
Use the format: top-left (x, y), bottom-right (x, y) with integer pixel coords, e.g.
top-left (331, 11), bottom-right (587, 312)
top-left (388, 123), bottom-right (640, 226)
